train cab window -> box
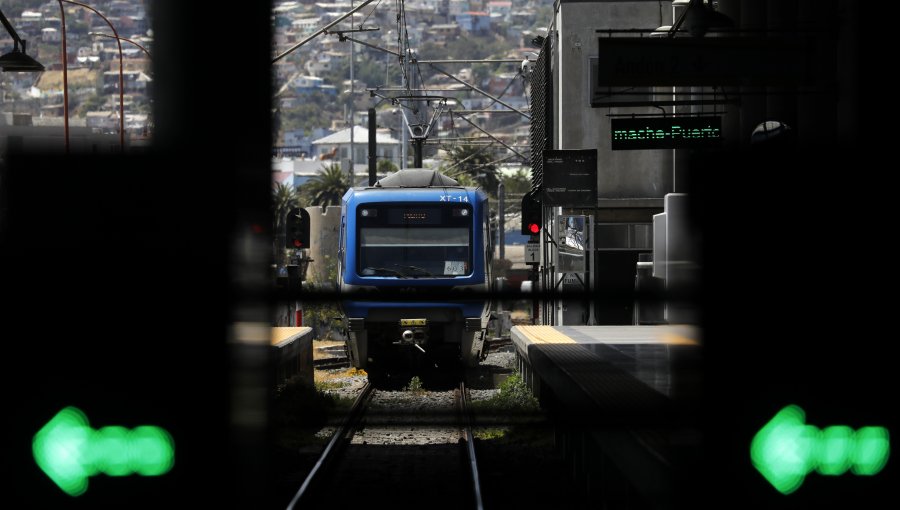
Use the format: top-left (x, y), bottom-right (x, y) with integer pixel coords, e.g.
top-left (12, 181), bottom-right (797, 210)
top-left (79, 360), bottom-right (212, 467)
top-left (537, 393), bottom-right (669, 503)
top-left (357, 204), bottom-right (472, 277)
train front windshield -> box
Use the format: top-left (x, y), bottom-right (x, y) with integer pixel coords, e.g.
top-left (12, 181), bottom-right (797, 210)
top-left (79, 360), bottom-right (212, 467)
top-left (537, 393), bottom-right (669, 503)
top-left (357, 204), bottom-right (472, 277)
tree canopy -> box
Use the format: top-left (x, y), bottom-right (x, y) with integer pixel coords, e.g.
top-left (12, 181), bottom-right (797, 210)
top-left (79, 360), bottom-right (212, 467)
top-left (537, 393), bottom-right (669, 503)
top-left (439, 144), bottom-right (500, 196)
top-left (301, 163), bottom-right (351, 207)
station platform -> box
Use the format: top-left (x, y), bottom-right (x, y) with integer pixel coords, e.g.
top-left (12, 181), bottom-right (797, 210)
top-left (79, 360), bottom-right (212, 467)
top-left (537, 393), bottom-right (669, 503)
top-left (510, 325), bottom-right (702, 507)
top-left (271, 327), bottom-right (314, 386)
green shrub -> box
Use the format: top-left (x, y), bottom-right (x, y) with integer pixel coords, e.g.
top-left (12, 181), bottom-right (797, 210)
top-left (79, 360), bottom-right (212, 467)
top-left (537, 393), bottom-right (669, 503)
top-left (474, 372), bottom-right (539, 413)
top-left (404, 376), bottom-right (424, 393)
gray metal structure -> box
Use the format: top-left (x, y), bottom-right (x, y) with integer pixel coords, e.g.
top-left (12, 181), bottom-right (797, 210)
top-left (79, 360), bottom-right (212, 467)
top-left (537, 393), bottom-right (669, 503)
top-left (539, 1), bottom-right (852, 326)
top-left (547, 1), bottom-right (673, 326)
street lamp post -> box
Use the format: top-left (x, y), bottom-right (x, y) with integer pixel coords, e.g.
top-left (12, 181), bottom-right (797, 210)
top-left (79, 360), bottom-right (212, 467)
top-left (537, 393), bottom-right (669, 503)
top-left (57, 1), bottom-right (69, 152)
top-left (89, 32), bottom-right (152, 59)
top-left (89, 33), bottom-right (151, 139)
top-left (58, 0), bottom-right (125, 152)
top-left (0, 8), bottom-right (45, 72)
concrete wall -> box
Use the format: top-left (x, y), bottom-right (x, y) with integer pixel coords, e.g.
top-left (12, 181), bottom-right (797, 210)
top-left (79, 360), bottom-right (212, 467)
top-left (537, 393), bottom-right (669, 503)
top-left (551, 2), bottom-right (674, 326)
top-left (306, 205), bottom-right (342, 287)
top-left (0, 125), bottom-right (122, 157)
top-left (270, 327), bottom-right (314, 388)
top-left (557, 1), bottom-right (674, 199)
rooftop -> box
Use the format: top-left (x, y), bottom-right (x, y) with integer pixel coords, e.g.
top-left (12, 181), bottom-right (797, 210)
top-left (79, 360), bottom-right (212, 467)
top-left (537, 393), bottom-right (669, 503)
top-left (312, 126), bottom-right (399, 146)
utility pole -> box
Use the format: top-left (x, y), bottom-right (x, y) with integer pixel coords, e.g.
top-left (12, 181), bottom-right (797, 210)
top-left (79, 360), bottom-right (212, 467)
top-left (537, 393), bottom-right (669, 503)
top-left (498, 181), bottom-right (505, 259)
top-left (368, 107), bottom-right (376, 185)
top-left (348, 0), bottom-right (355, 183)
top-left (413, 138), bottom-right (423, 168)
top-left (321, 10), bottom-right (534, 173)
top-left (400, 49), bottom-right (408, 168)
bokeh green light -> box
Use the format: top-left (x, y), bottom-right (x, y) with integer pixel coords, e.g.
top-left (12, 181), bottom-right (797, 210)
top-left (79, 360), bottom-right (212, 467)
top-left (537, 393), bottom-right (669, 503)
top-left (851, 427), bottom-right (890, 476)
top-left (33, 406), bottom-right (175, 497)
top-left (817, 425), bottom-right (853, 475)
top-left (751, 405), bottom-right (890, 495)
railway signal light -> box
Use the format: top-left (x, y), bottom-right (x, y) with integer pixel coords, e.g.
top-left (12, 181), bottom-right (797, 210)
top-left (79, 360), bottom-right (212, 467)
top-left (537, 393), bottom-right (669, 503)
top-left (521, 193), bottom-right (542, 235)
top-left (285, 207), bottom-right (310, 249)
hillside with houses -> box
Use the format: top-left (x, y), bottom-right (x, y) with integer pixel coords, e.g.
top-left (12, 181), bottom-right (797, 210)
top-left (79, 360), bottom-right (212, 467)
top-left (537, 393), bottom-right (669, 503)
top-left (0, 0), bottom-right (152, 140)
top-left (2, 0), bottom-right (542, 190)
top-left (272, 0), bottom-right (549, 173)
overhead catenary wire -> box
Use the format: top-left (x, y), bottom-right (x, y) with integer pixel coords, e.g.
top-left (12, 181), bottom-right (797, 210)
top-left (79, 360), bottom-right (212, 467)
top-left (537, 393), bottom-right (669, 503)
top-left (396, 0), bottom-right (415, 96)
top-left (275, 0), bottom-right (534, 167)
top-left (272, 0), bottom-right (379, 63)
top-left (445, 154), bottom-right (519, 182)
top-left (440, 139), bottom-right (495, 175)
top-left (431, 64), bottom-right (531, 120)
top-left (453, 112), bottom-right (529, 162)
top-left (482, 68), bottom-right (524, 111)
top-left (358, 0), bottom-right (384, 28)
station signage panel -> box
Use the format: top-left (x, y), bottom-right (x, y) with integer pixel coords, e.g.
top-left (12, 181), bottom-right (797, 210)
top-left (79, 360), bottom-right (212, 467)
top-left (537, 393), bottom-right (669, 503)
top-left (542, 149), bottom-right (597, 207)
top-left (595, 37), bottom-right (814, 87)
top-left (611, 117), bottom-right (722, 150)
top-left (525, 241), bottom-right (539, 265)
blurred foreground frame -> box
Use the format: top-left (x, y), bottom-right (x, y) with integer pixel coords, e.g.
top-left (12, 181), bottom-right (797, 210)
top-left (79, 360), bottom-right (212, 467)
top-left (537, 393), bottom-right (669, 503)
top-left (1, 0), bottom-right (272, 508)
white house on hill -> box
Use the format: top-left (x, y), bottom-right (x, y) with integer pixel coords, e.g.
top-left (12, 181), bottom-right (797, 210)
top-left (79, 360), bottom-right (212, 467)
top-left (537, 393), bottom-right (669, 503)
top-left (311, 126), bottom-right (400, 166)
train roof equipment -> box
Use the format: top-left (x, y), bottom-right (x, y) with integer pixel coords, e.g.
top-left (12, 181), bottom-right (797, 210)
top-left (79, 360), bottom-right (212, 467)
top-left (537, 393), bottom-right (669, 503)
top-left (373, 169), bottom-right (462, 188)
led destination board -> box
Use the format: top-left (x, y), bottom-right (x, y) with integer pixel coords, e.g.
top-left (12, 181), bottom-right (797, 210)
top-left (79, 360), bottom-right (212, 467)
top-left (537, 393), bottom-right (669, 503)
top-left (611, 117), bottom-right (722, 150)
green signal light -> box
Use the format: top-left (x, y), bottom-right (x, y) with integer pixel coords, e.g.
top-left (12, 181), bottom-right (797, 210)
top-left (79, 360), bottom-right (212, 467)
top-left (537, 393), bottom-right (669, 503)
top-left (751, 405), bottom-right (890, 495)
top-left (33, 407), bottom-right (174, 497)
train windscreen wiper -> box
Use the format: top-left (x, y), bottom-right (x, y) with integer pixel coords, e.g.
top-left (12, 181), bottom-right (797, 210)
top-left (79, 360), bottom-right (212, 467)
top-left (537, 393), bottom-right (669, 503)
top-left (361, 267), bottom-right (406, 277)
top-left (393, 264), bottom-right (434, 277)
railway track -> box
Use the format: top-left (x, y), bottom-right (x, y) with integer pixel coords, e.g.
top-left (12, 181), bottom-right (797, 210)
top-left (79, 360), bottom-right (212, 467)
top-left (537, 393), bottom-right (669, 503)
top-left (458, 381), bottom-right (484, 510)
top-left (287, 382), bottom-right (374, 509)
top-left (313, 356), bottom-right (351, 370)
top-left (486, 336), bottom-right (512, 352)
top-left (287, 381), bottom-right (483, 509)
top-left (314, 341), bottom-right (511, 370)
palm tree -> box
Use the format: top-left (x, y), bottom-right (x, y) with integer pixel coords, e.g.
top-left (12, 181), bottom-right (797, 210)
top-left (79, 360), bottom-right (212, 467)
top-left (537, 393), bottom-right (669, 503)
top-left (377, 159), bottom-right (398, 175)
top-left (273, 181), bottom-right (302, 233)
top-left (440, 144), bottom-right (500, 196)
top-left (500, 168), bottom-right (532, 214)
top-left (301, 163), bottom-right (351, 207)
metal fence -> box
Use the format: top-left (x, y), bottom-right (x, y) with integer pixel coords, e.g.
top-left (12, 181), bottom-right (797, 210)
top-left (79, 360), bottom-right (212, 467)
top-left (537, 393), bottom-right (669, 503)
top-left (528, 36), bottom-right (552, 193)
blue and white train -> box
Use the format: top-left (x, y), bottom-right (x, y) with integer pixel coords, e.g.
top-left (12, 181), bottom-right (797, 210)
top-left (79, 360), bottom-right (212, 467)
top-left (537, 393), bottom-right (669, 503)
top-left (337, 169), bottom-right (492, 383)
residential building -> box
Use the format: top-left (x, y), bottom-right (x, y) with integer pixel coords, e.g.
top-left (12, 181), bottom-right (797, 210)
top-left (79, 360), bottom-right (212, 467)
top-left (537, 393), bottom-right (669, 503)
top-left (426, 23), bottom-right (461, 41)
top-left (487, 1), bottom-right (512, 22)
top-left (102, 70), bottom-right (152, 94)
top-left (291, 75), bottom-right (337, 96)
top-left (311, 126), bottom-right (399, 165)
top-left (448, 0), bottom-right (471, 16)
top-left (455, 11), bottom-right (491, 33)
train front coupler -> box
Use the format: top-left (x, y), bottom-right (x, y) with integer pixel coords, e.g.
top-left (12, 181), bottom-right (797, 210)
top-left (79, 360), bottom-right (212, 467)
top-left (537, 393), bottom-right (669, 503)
top-left (394, 318), bottom-right (429, 353)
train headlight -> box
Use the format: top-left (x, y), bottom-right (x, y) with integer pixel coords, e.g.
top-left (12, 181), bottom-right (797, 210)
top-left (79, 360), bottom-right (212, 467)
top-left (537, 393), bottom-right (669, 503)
top-left (360, 209), bottom-right (377, 217)
top-left (452, 208), bottom-right (469, 217)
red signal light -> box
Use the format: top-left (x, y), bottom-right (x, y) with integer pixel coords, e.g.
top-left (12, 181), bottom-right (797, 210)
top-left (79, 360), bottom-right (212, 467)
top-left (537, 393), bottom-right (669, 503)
top-left (285, 207), bottom-right (310, 249)
top-left (521, 193), bottom-right (543, 235)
